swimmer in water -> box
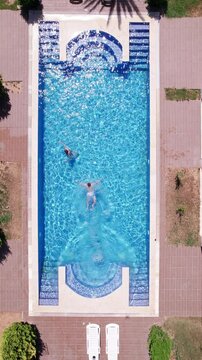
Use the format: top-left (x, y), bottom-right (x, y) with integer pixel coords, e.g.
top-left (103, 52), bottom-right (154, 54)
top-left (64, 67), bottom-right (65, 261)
top-left (60, 142), bottom-right (78, 160)
top-left (79, 180), bottom-right (101, 210)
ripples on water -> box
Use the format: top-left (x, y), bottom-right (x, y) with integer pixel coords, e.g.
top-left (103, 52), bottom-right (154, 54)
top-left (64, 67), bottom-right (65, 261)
top-left (39, 66), bottom-right (149, 285)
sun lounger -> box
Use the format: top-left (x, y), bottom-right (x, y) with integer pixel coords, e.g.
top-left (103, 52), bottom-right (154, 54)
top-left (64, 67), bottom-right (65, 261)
top-left (106, 323), bottom-right (119, 360)
top-left (86, 323), bottom-right (100, 360)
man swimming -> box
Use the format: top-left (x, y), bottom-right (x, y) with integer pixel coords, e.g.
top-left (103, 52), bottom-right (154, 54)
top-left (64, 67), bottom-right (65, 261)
top-left (79, 180), bottom-right (101, 210)
top-left (60, 142), bottom-right (78, 160)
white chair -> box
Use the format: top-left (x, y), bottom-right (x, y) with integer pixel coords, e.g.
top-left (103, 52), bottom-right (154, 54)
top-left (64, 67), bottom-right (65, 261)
top-left (106, 323), bottom-right (119, 360)
top-left (86, 323), bottom-right (100, 360)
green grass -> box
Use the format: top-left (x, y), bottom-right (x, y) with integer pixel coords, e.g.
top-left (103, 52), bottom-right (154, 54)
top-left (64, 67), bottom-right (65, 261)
top-left (165, 88), bottom-right (201, 101)
top-left (166, 0), bottom-right (201, 17)
top-left (0, 177), bottom-right (11, 244)
top-left (0, 212), bottom-right (12, 225)
top-left (185, 231), bottom-right (197, 246)
top-left (164, 318), bottom-right (202, 360)
top-left (0, 0), bottom-right (18, 10)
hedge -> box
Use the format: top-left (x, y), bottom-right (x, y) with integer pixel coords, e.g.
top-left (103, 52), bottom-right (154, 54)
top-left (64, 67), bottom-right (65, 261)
top-left (148, 325), bottom-right (172, 360)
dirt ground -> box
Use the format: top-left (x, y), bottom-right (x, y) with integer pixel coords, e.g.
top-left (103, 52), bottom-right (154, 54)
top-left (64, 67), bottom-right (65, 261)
top-left (0, 161), bottom-right (22, 240)
top-left (188, 2), bottom-right (202, 16)
top-left (166, 168), bottom-right (200, 246)
top-left (3, 81), bottom-right (22, 94)
top-left (164, 318), bottom-right (202, 360)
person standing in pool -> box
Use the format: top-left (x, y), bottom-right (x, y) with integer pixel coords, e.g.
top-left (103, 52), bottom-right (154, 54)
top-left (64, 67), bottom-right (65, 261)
top-left (79, 180), bottom-right (101, 210)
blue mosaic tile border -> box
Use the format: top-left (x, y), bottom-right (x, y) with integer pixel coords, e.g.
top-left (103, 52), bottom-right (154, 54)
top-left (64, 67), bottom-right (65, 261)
top-left (65, 264), bottom-right (122, 298)
top-left (66, 30), bottom-right (123, 69)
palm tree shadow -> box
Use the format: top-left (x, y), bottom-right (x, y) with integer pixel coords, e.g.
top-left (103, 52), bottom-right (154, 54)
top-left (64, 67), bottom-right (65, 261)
top-left (84, 0), bottom-right (145, 28)
top-left (0, 229), bottom-right (11, 264)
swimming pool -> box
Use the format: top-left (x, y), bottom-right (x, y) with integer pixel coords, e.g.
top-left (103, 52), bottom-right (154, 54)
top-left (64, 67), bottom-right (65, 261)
top-left (37, 20), bottom-right (150, 307)
top-left (28, 14), bottom-right (160, 315)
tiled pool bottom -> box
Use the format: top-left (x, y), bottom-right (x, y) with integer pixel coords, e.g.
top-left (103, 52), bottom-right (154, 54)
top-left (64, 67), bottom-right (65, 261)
top-left (29, 14), bottom-right (159, 316)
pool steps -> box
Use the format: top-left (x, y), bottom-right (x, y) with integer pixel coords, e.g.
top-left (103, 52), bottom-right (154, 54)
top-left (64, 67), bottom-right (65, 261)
top-left (66, 30), bottom-right (123, 69)
top-left (39, 264), bottom-right (58, 305)
top-left (39, 263), bottom-right (149, 306)
top-left (129, 23), bottom-right (149, 71)
top-left (38, 21), bottom-right (149, 72)
top-left (129, 266), bottom-right (149, 306)
top-left (65, 264), bottom-right (122, 298)
top-left (39, 21), bottom-right (60, 64)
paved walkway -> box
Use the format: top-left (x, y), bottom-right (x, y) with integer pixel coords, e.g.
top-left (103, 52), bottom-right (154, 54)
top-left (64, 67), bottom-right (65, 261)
top-left (160, 18), bottom-right (202, 318)
top-left (0, 10), bottom-right (202, 360)
top-left (0, 11), bottom-right (28, 313)
top-left (41, 0), bottom-right (147, 15)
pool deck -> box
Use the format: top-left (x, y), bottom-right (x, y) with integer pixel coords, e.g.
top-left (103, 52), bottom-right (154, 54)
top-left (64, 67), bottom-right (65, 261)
top-left (0, 9), bottom-right (202, 360)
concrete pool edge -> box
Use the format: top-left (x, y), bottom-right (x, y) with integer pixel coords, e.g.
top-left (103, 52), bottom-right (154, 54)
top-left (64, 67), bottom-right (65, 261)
top-left (28, 19), bottom-right (40, 315)
top-left (28, 13), bottom-right (160, 316)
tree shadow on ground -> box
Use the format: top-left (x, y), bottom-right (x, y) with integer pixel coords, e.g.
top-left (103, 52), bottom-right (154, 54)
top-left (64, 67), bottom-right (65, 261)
top-left (145, 0), bottom-right (167, 16)
top-left (20, 1), bottom-right (43, 24)
top-left (32, 324), bottom-right (48, 359)
top-left (0, 229), bottom-right (11, 264)
top-left (84, 0), bottom-right (145, 28)
top-left (0, 85), bottom-right (11, 121)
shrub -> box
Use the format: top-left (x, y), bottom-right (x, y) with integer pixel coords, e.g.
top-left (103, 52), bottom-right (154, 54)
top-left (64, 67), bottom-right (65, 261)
top-left (0, 228), bottom-right (11, 263)
top-left (0, 322), bottom-right (37, 360)
top-left (148, 325), bottom-right (172, 360)
top-left (176, 206), bottom-right (185, 220)
top-left (145, 0), bottom-right (168, 14)
top-left (0, 76), bottom-right (11, 120)
top-left (0, 77), bottom-right (6, 98)
top-left (0, 228), bottom-right (6, 248)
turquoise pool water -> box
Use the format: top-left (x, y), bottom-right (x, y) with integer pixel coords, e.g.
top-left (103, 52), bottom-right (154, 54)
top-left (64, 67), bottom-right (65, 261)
top-left (40, 66), bottom-right (149, 279)
top-left (38, 22), bottom-right (150, 305)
